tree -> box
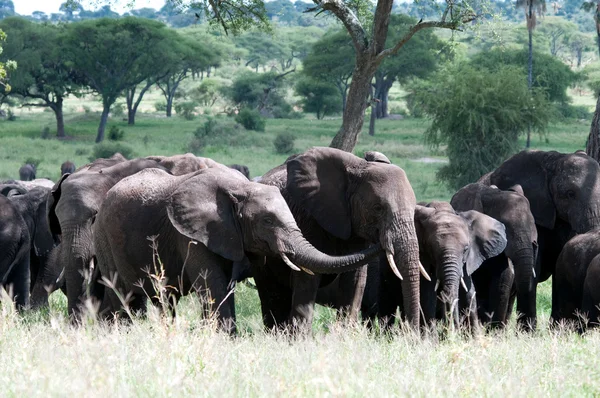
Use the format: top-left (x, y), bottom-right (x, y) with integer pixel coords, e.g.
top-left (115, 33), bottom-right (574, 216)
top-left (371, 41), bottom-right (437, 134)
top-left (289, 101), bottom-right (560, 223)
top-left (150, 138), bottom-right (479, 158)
top-left (568, 31), bottom-right (593, 66)
top-left (295, 77), bottom-right (342, 119)
top-left (156, 37), bottom-right (216, 117)
top-left (234, 31), bottom-right (288, 71)
top-left (583, 0), bottom-right (600, 161)
top-left (0, 0), bottom-right (14, 19)
top-left (413, 63), bottom-right (550, 190)
top-left (301, 30), bottom-right (354, 112)
top-left (537, 16), bottom-right (579, 57)
top-left (64, 18), bottom-right (180, 142)
top-left (516, 0), bottom-right (546, 147)
top-left (0, 18), bottom-right (81, 138)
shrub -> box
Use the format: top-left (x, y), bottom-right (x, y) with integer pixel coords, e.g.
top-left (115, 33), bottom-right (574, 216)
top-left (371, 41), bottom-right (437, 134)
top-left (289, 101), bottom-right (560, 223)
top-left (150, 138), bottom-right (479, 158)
top-left (24, 158), bottom-right (41, 168)
top-left (83, 106), bottom-right (91, 114)
top-left (154, 101), bottom-right (167, 112)
top-left (90, 142), bottom-right (133, 161)
top-left (187, 116), bottom-right (270, 155)
top-left (554, 103), bottom-right (592, 120)
top-left (7, 109), bottom-right (16, 121)
top-left (175, 101), bottom-right (197, 120)
top-left (295, 78), bottom-right (342, 119)
top-left (108, 126), bottom-right (125, 141)
top-left (273, 132), bottom-right (296, 154)
top-left (235, 108), bottom-right (266, 132)
top-left (111, 102), bottom-right (125, 117)
top-left (41, 127), bottom-right (50, 139)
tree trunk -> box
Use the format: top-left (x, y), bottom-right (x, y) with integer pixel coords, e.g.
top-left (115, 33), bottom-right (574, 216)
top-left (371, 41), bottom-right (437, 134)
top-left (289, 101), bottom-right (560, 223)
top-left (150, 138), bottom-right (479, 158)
top-left (54, 96), bottom-right (65, 138)
top-left (577, 48), bottom-right (583, 68)
top-left (373, 76), bottom-right (393, 119)
top-left (369, 103), bottom-right (376, 136)
top-left (126, 86), bottom-right (136, 125)
top-left (586, 93), bottom-right (600, 162)
top-left (526, 1), bottom-right (534, 149)
top-left (96, 104), bottom-right (110, 143)
top-left (127, 82), bottom-right (152, 125)
top-left (330, 59), bottom-right (375, 151)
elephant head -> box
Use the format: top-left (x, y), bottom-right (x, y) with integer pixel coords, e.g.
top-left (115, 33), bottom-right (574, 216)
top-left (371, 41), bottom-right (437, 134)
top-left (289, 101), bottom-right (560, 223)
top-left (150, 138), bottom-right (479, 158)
top-left (488, 150), bottom-right (600, 234)
top-left (167, 168), bottom-right (380, 275)
top-left (415, 202), bottom-right (507, 326)
top-left (283, 147), bottom-right (423, 327)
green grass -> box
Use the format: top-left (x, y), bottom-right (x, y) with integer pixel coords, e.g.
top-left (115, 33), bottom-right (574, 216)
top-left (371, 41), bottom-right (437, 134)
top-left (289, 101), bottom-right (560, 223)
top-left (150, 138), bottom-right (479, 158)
top-left (0, 108), bottom-right (596, 396)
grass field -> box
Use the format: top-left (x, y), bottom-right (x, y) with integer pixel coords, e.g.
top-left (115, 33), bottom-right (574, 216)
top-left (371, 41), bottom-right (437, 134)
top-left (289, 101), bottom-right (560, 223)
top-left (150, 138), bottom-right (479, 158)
top-left (1, 105), bottom-right (599, 396)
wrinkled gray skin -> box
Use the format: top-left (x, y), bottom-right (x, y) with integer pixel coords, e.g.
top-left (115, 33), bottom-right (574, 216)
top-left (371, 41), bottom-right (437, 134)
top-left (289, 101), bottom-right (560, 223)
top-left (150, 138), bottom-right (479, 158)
top-left (93, 167), bottom-right (379, 334)
top-left (451, 183), bottom-right (538, 331)
top-left (19, 164), bottom-right (36, 181)
top-left (256, 147), bottom-right (420, 331)
top-left (482, 150), bottom-right (600, 324)
top-left (228, 164), bottom-right (250, 179)
top-left (1, 179), bottom-right (55, 190)
top-left (48, 153), bottom-right (223, 320)
top-left (0, 195), bottom-right (31, 309)
top-left (553, 230), bottom-right (600, 330)
top-left (60, 161), bottom-right (76, 176)
top-left (0, 184), bottom-right (60, 309)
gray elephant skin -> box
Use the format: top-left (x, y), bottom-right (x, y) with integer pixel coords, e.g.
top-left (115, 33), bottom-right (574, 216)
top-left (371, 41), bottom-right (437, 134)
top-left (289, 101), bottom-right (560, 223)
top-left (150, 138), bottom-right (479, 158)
top-left (19, 163), bottom-right (36, 181)
top-left (451, 183), bottom-right (538, 330)
top-left (92, 166), bottom-right (378, 334)
top-left (255, 147), bottom-right (423, 331)
top-left (60, 161), bottom-right (76, 176)
top-left (482, 150), bottom-right (600, 324)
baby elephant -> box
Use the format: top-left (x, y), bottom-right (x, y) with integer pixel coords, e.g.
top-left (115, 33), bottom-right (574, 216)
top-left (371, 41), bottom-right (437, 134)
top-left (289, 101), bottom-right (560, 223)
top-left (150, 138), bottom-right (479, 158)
top-left (19, 163), bottom-right (36, 181)
top-left (60, 161), bottom-right (76, 176)
top-left (228, 164), bottom-right (250, 179)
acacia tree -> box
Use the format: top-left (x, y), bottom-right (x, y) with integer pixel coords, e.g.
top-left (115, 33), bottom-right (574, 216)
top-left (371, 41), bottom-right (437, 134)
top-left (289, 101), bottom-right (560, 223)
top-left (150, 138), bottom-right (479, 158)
top-left (0, 17), bottom-right (79, 137)
top-left (81, 0), bottom-right (482, 152)
top-left (64, 18), bottom-right (177, 142)
top-left (583, 1), bottom-right (600, 161)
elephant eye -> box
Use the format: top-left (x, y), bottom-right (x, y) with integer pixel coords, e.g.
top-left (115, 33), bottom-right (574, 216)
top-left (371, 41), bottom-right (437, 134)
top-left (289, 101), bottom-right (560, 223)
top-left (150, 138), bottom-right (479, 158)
top-left (566, 190), bottom-right (576, 199)
top-left (263, 217), bottom-right (273, 225)
top-left (373, 204), bottom-right (384, 213)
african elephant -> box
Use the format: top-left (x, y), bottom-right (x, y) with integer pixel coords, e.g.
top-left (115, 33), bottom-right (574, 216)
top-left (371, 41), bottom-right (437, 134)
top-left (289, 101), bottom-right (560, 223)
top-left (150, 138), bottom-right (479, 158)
top-left (350, 202), bottom-right (506, 330)
top-left (0, 184), bottom-right (60, 309)
top-left (19, 163), bottom-right (36, 181)
top-left (451, 183), bottom-right (538, 330)
top-left (482, 150), bottom-right (600, 322)
top-left (583, 254), bottom-right (600, 329)
top-left (92, 167), bottom-right (379, 334)
top-left (255, 147), bottom-right (425, 331)
top-left (553, 230), bottom-right (600, 329)
top-left (228, 164), bottom-right (250, 179)
top-left (0, 194), bottom-right (31, 309)
top-left (60, 161), bottom-right (76, 176)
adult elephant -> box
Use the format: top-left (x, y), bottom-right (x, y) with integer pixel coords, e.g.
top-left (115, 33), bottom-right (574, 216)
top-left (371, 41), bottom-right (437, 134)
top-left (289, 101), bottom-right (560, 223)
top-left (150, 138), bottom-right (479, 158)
top-left (481, 150), bottom-right (600, 322)
top-left (93, 167), bottom-right (379, 334)
top-left (0, 184), bottom-right (60, 309)
top-left (255, 147), bottom-right (426, 331)
top-left (451, 183), bottom-right (538, 330)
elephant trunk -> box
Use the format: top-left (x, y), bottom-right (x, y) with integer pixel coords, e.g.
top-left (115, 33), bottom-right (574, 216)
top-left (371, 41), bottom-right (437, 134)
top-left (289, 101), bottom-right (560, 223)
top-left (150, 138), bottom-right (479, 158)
top-left (383, 214), bottom-right (421, 329)
top-left (436, 256), bottom-right (461, 328)
top-left (510, 246), bottom-right (537, 331)
top-left (284, 230), bottom-right (381, 274)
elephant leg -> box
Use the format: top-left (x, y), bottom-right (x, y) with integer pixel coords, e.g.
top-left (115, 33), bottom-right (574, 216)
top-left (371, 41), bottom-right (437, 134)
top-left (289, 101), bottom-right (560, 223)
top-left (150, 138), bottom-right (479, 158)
top-left (193, 265), bottom-right (236, 335)
top-left (252, 264), bottom-right (291, 331)
top-left (6, 245), bottom-right (31, 311)
top-left (459, 276), bottom-right (480, 334)
top-left (289, 271), bottom-right (321, 333)
top-left (378, 268), bottom-right (401, 330)
top-left (334, 265), bottom-right (367, 323)
top-left (515, 281), bottom-right (536, 332)
top-left (360, 260), bottom-right (380, 330)
top-left (489, 256), bottom-right (514, 328)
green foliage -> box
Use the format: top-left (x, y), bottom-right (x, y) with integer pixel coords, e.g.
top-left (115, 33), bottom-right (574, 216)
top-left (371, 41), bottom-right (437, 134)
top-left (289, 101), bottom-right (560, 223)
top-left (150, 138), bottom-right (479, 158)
top-left (470, 48), bottom-right (577, 103)
top-left (583, 63), bottom-right (600, 96)
top-left (553, 103), bottom-right (592, 120)
top-left (154, 101), bottom-right (167, 112)
top-left (111, 102), bottom-right (124, 117)
top-left (192, 78), bottom-right (222, 107)
top-left (23, 157), bottom-right (40, 168)
top-left (107, 126), bottom-right (125, 141)
top-left (295, 77), bottom-right (342, 119)
top-left (91, 142), bottom-right (133, 161)
top-left (174, 101), bottom-right (198, 120)
top-left (413, 63), bottom-right (551, 190)
top-left (235, 108), bottom-right (266, 131)
top-left (273, 132), bottom-right (296, 154)
top-left (188, 116), bottom-right (269, 154)
top-left (224, 72), bottom-right (290, 116)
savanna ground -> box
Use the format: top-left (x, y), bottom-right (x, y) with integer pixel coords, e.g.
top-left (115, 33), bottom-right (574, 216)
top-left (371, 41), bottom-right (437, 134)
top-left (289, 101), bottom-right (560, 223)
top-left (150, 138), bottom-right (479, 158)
top-left (1, 88), bottom-right (599, 396)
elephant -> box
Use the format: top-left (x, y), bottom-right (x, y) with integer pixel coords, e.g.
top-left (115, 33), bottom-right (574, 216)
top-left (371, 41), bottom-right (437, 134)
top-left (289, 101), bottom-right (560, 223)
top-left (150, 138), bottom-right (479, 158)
top-left (451, 183), bottom-right (538, 330)
top-left (48, 153), bottom-right (243, 320)
top-left (19, 163), bottom-right (36, 181)
top-left (60, 161), bottom-right (76, 176)
top-left (481, 150), bottom-right (600, 322)
top-left (0, 184), bottom-right (60, 309)
top-left (0, 194), bottom-right (31, 309)
top-left (1, 179), bottom-right (55, 191)
top-left (320, 202), bottom-right (506, 330)
top-left (92, 167), bottom-right (379, 334)
top-left (553, 230), bottom-right (600, 329)
top-left (254, 147), bottom-right (425, 331)
top-left (228, 164), bottom-right (250, 179)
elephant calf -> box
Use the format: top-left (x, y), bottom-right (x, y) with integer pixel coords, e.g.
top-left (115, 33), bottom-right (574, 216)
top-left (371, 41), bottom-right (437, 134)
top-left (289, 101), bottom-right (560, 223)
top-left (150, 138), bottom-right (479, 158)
top-left (60, 161), bottom-right (76, 176)
top-left (19, 163), bottom-right (36, 181)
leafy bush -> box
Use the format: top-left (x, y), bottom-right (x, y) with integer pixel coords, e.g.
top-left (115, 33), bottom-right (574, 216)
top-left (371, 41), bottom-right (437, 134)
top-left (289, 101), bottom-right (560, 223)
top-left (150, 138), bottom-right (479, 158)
top-left (154, 101), bottom-right (167, 112)
top-left (111, 102), bottom-right (125, 117)
top-left (554, 103), bottom-right (592, 120)
top-left (41, 127), bottom-right (50, 139)
top-left (187, 116), bottom-right (270, 155)
top-left (273, 133), bottom-right (296, 154)
top-left (90, 142), bottom-right (133, 161)
top-left (235, 108), bottom-right (266, 131)
top-left (24, 157), bottom-right (41, 168)
top-left (222, 72), bottom-right (292, 116)
top-left (175, 101), bottom-right (198, 120)
top-left (7, 109), bottom-right (16, 121)
top-left (412, 63), bottom-right (550, 190)
top-left (108, 126), bottom-right (125, 141)
top-left (295, 78), bottom-right (342, 119)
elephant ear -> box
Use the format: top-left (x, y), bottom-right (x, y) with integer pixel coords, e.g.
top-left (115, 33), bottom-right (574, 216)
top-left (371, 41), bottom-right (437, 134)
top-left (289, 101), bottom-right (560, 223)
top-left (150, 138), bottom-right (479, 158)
top-left (286, 148), bottom-right (357, 240)
top-left (450, 183), bottom-right (484, 213)
top-left (413, 205), bottom-right (436, 245)
top-left (47, 173), bottom-right (70, 239)
top-left (364, 151), bottom-right (391, 164)
top-left (166, 175), bottom-right (245, 262)
top-left (490, 152), bottom-right (556, 229)
top-left (460, 210), bottom-right (508, 276)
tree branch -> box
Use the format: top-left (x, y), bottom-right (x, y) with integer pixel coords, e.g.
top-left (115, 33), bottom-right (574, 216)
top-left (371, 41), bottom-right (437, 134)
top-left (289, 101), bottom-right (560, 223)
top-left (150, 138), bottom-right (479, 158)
top-left (311, 0), bottom-right (368, 52)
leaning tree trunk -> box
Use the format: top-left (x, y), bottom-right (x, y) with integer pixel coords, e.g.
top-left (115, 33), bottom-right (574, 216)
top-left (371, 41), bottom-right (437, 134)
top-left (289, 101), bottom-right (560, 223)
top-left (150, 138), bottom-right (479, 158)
top-left (526, 24), bottom-right (533, 148)
top-left (52, 96), bottom-right (65, 138)
top-left (96, 103), bottom-right (110, 143)
top-left (330, 58), bottom-right (377, 151)
top-left (586, 93), bottom-right (600, 162)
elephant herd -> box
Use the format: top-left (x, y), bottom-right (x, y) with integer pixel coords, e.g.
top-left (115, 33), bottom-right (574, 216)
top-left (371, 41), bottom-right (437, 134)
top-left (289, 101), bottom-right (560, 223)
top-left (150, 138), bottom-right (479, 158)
top-left (1, 148), bottom-right (600, 335)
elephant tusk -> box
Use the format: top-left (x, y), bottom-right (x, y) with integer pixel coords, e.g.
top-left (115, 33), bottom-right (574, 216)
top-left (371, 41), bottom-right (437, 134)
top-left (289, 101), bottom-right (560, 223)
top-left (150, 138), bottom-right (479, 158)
top-left (419, 261), bottom-right (431, 281)
top-left (532, 266), bottom-right (537, 279)
top-left (299, 266), bottom-right (315, 276)
top-left (56, 267), bottom-right (65, 284)
top-left (281, 253), bottom-right (301, 272)
top-left (461, 277), bottom-right (469, 292)
top-left (386, 251), bottom-right (403, 280)
top-left (434, 279), bottom-right (440, 291)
